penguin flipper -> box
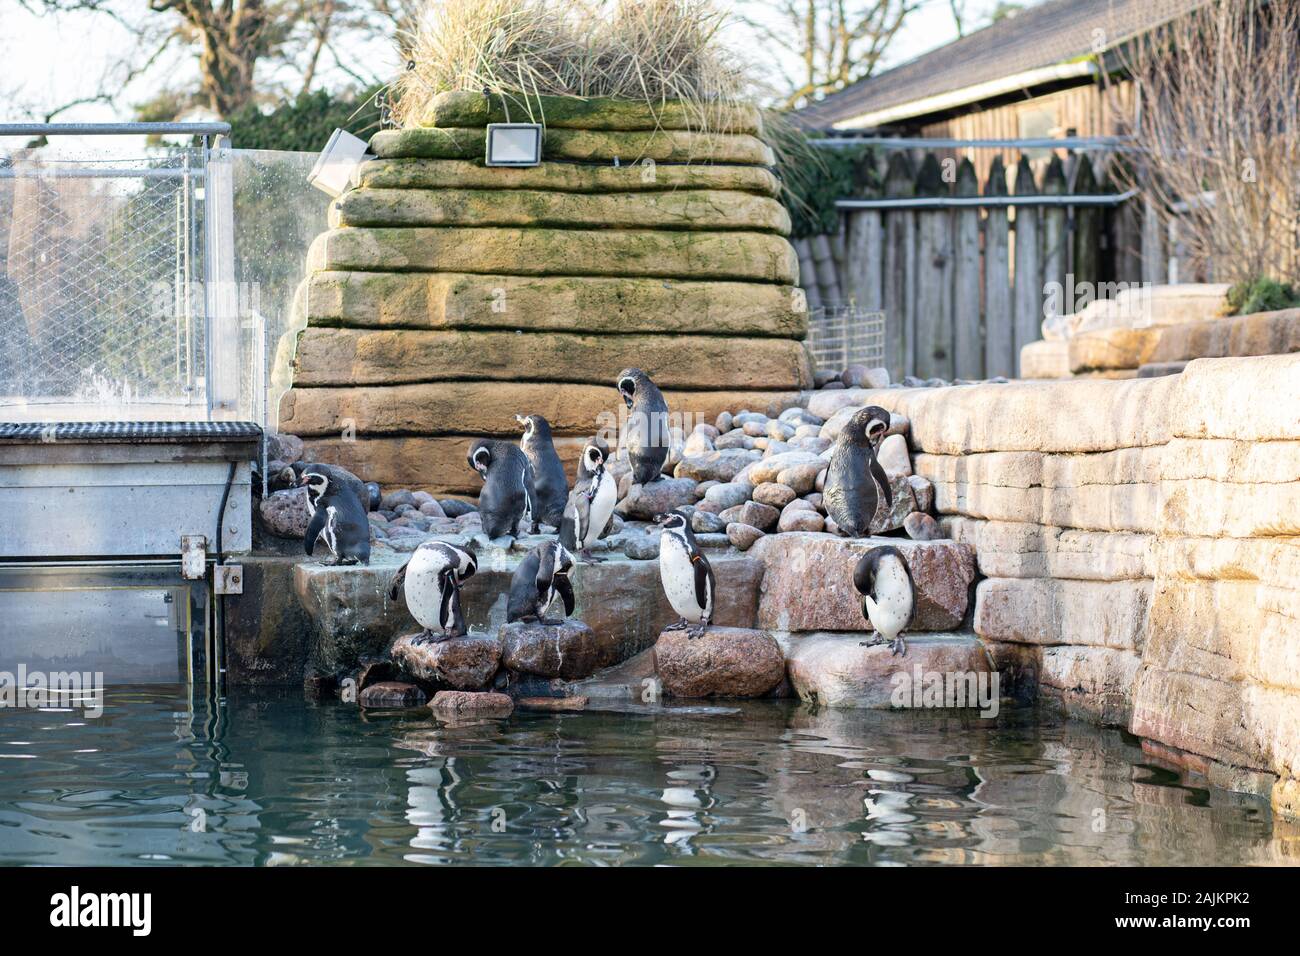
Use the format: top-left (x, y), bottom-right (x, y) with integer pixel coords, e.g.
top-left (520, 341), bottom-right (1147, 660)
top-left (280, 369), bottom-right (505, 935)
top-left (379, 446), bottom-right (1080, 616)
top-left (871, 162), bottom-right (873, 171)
top-left (304, 507), bottom-right (327, 556)
top-left (558, 515), bottom-right (578, 551)
top-left (692, 554), bottom-right (714, 615)
top-left (869, 453), bottom-right (892, 510)
top-left (555, 575), bottom-right (575, 618)
top-left (438, 569), bottom-right (456, 630)
top-left (388, 560), bottom-right (410, 601)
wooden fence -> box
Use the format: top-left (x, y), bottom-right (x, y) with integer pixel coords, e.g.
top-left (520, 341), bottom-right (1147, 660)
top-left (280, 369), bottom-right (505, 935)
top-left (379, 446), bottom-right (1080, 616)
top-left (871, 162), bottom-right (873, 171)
top-left (796, 150), bottom-right (1163, 380)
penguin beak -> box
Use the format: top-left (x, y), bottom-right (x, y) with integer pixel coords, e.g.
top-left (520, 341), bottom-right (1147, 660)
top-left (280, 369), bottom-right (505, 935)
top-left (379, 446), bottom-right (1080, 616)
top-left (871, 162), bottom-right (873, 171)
top-left (515, 414), bottom-right (526, 427)
top-left (653, 513), bottom-right (670, 526)
top-left (298, 473), bottom-right (309, 486)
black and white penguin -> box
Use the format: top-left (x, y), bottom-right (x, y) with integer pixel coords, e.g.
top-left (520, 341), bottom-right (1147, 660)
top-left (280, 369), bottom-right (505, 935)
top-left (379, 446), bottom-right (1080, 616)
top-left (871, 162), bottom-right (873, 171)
top-left (616, 367), bottom-right (671, 485)
top-left (560, 440), bottom-right (618, 561)
top-left (507, 539), bottom-right (575, 624)
top-left (516, 414), bottom-right (568, 529)
top-left (823, 405), bottom-right (893, 537)
top-left (285, 461), bottom-right (376, 513)
top-left (575, 435), bottom-right (610, 485)
top-left (300, 466), bottom-right (371, 565)
top-left (853, 545), bottom-right (915, 656)
top-left (389, 541), bottom-right (478, 644)
top-left (467, 438), bottom-right (538, 539)
top-left (655, 509), bottom-right (715, 638)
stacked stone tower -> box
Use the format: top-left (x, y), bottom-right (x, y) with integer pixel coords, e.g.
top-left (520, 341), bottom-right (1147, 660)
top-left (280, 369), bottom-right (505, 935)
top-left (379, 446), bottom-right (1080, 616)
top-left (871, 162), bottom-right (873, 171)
top-left (278, 92), bottom-right (810, 496)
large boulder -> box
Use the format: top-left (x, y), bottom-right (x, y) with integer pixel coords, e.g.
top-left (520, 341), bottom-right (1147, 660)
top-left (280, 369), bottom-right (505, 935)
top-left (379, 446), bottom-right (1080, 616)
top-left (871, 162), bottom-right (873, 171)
top-left (616, 477), bottom-right (698, 520)
top-left (654, 626), bottom-right (785, 698)
top-left (499, 619), bottom-right (619, 680)
top-left (749, 533), bottom-right (975, 632)
top-left (674, 449), bottom-right (760, 483)
top-left (259, 487), bottom-right (311, 538)
top-left (430, 690), bottom-right (514, 718)
top-left (391, 632), bottom-right (501, 689)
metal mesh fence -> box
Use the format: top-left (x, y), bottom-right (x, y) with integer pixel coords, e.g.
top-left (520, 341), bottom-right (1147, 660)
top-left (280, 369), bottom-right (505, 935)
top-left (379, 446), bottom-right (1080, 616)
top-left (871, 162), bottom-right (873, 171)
top-left (806, 304), bottom-right (887, 372)
top-left (0, 148), bottom-right (205, 411)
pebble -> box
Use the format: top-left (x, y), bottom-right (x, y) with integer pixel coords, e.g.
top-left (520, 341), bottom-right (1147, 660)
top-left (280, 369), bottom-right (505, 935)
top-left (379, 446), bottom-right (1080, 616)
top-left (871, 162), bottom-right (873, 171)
top-left (691, 510), bottom-right (727, 534)
top-left (877, 433), bottom-right (912, 478)
top-left (715, 411), bottom-right (733, 433)
top-left (726, 523), bottom-right (765, 551)
top-left (704, 481), bottom-right (754, 509)
top-left (752, 482), bottom-right (796, 508)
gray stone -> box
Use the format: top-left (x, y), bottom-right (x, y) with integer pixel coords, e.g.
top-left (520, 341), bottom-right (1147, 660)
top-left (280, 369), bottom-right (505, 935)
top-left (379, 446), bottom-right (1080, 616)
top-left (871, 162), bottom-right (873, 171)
top-left (727, 523), bottom-right (764, 551)
top-left (715, 430), bottom-right (754, 450)
top-left (692, 510), bottom-right (727, 533)
top-left (675, 449), bottom-right (760, 483)
top-left (617, 477), bottom-right (698, 520)
top-left (392, 632), bottom-right (501, 689)
top-left (703, 481), bottom-right (754, 509)
top-left (259, 487), bottom-right (312, 539)
top-left (904, 512), bottom-right (943, 541)
top-left (752, 482), bottom-right (797, 508)
top-left (500, 619), bottom-right (617, 680)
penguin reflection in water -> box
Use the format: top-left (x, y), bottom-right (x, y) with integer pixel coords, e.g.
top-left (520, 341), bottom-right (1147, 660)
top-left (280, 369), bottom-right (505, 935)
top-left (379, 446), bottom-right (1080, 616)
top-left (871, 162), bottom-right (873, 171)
top-left (655, 510), bottom-right (715, 638)
top-left (507, 539), bottom-right (575, 624)
top-left (389, 541), bottom-right (478, 644)
top-left (468, 438), bottom-right (538, 539)
top-left (617, 367), bottom-right (671, 485)
top-left (853, 545), bottom-right (915, 656)
top-left (300, 466), bottom-right (371, 565)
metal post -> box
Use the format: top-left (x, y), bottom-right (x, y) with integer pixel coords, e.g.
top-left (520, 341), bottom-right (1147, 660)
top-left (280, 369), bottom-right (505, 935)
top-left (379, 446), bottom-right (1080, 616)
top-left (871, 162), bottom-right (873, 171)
top-left (203, 133), bottom-right (240, 418)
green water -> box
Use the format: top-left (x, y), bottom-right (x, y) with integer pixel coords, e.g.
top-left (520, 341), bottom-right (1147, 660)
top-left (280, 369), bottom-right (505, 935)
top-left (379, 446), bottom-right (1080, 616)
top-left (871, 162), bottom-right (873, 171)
top-left (0, 687), bottom-right (1290, 866)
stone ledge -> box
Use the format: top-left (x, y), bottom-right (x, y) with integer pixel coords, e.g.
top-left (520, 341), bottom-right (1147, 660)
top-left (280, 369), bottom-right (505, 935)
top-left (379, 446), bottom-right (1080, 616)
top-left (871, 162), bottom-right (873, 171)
top-left (1038, 645), bottom-right (1141, 727)
top-left (940, 517), bottom-right (1154, 581)
top-left (298, 271), bottom-right (805, 337)
top-left (288, 328), bottom-right (812, 390)
top-left (1149, 307), bottom-right (1300, 364)
top-left (1068, 326), bottom-right (1163, 373)
top-left (973, 577), bottom-right (1151, 651)
top-left (358, 158), bottom-right (782, 197)
top-left (415, 92), bottom-right (764, 134)
top-left (306, 227), bottom-right (799, 285)
top-left (781, 631), bottom-right (994, 709)
top-left (1172, 353), bottom-right (1300, 442)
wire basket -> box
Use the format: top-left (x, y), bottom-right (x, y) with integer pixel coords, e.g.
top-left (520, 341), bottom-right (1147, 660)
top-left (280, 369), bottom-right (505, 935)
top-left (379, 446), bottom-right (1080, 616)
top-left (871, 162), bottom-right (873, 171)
top-left (806, 304), bottom-right (886, 373)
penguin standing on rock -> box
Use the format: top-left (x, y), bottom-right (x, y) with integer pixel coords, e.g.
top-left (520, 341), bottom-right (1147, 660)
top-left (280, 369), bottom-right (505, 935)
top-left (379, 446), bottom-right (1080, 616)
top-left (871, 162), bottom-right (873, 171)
top-left (507, 539), bottom-right (575, 624)
top-left (616, 367), bottom-right (670, 485)
top-left (516, 414), bottom-right (568, 529)
top-left (468, 438), bottom-right (538, 539)
top-left (823, 405), bottom-right (894, 538)
top-left (389, 541), bottom-right (478, 644)
top-left (300, 466), bottom-right (371, 565)
top-left (286, 461), bottom-right (377, 513)
top-left (853, 545), bottom-right (915, 656)
top-left (560, 440), bottom-right (617, 562)
top-left (655, 510), bottom-right (715, 639)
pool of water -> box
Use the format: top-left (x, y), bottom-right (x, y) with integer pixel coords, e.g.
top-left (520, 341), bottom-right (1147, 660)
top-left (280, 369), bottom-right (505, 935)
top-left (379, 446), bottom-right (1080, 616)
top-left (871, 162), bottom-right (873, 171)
top-left (0, 686), bottom-right (1291, 866)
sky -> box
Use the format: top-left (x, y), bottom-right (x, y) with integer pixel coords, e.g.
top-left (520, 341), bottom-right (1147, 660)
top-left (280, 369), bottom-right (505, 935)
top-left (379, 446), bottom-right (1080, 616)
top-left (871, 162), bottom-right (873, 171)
top-left (0, 0), bottom-right (1015, 127)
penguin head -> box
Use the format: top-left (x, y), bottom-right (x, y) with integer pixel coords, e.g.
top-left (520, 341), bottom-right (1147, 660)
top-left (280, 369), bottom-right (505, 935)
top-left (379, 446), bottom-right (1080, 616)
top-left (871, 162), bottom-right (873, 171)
top-left (299, 467), bottom-right (331, 500)
top-left (516, 414), bottom-right (550, 442)
top-left (654, 510), bottom-right (689, 535)
top-left (844, 406), bottom-right (891, 448)
top-left (616, 368), bottom-right (646, 410)
top-left (458, 545), bottom-right (478, 580)
top-left (468, 441), bottom-right (492, 478)
top-left (582, 442), bottom-right (606, 474)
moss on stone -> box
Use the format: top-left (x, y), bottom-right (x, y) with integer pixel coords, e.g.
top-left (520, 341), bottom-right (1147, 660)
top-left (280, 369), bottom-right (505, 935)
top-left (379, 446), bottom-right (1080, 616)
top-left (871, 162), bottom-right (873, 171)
top-left (420, 91), bottom-right (764, 135)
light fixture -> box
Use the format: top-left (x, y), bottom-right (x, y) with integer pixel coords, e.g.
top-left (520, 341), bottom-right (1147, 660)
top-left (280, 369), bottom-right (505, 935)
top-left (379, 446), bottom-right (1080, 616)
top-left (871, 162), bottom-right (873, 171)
top-left (485, 123), bottom-right (543, 167)
top-left (308, 128), bottom-right (374, 197)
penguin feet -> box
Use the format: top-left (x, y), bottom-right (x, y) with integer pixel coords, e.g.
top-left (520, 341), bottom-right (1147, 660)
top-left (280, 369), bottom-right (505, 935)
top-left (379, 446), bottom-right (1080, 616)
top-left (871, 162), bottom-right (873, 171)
top-left (664, 618), bottom-right (689, 632)
top-left (688, 622), bottom-right (709, 640)
top-left (411, 629), bottom-right (451, 647)
top-left (891, 636), bottom-right (907, 657)
top-left (859, 630), bottom-right (880, 648)
top-left (579, 549), bottom-right (606, 563)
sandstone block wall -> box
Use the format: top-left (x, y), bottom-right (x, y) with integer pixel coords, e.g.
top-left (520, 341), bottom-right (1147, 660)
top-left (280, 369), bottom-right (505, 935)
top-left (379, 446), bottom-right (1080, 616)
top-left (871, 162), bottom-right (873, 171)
top-left (814, 353), bottom-right (1300, 817)
top-left (278, 92), bottom-right (811, 494)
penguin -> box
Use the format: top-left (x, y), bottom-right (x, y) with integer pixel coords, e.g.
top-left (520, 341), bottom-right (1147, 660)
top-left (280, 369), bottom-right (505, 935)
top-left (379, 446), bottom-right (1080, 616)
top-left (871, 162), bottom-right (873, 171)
top-left (388, 541), bottom-right (478, 644)
top-left (467, 438), bottom-right (538, 539)
top-left (300, 466), bottom-right (371, 565)
top-left (363, 481), bottom-right (382, 512)
top-left (560, 439), bottom-right (618, 562)
top-left (616, 367), bottom-right (671, 485)
top-left (575, 435), bottom-right (610, 485)
top-left (285, 461), bottom-right (377, 513)
top-left (516, 414), bottom-right (568, 529)
top-left (654, 509), bottom-right (715, 639)
top-left (853, 545), bottom-right (915, 656)
top-left (823, 405), bottom-right (894, 538)
top-left (507, 539), bottom-right (575, 624)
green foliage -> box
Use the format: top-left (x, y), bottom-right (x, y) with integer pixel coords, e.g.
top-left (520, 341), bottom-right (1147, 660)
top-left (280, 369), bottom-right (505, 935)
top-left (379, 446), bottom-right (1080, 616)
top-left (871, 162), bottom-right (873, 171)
top-left (1224, 276), bottom-right (1300, 315)
top-left (777, 139), bottom-right (877, 239)
top-left (229, 88), bottom-right (385, 153)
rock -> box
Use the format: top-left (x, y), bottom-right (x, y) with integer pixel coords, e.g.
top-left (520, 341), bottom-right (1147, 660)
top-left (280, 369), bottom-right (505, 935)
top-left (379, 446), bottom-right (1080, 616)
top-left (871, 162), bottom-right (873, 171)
top-left (727, 523), bottom-right (764, 551)
top-left (822, 381), bottom-right (845, 390)
top-left (441, 499), bottom-right (477, 517)
top-left (259, 488), bottom-right (312, 538)
top-left (499, 619), bottom-right (618, 680)
top-left (517, 696), bottom-right (588, 712)
top-left (790, 435), bottom-right (831, 455)
top-left (430, 690), bottom-right (514, 717)
top-left (752, 437), bottom-right (770, 451)
top-left (904, 512), bottom-right (943, 540)
top-left (359, 681), bottom-right (428, 708)
top-left (691, 510), bottom-right (727, 533)
top-left (777, 462), bottom-right (822, 496)
top-left (804, 492), bottom-right (823, 511)
top-left (777, 508), bottom-right (825, 533)
top-left (780, 407), bottom-right (824, 427)
top-left (974, 577), bottom-right (1150, 650)
top-left (682, 430), bottom-right (715, 458)
top-left (622, 535), bottom-right (661, 560)
top-left (877, 433), bottom-right (912, 478)
top-left (418, 500), bottom-right (447, 518)
top-left (752, 482), bottom-right (797, 508)
top-left (749, 533), bottom-right (976, 631)
top-left (841, 365), bottom-right (890, 389)
top-left (762, 440), bottom-right (792, 457)
top-left (654, 627), bottom-right (785, 698)
top-left (696, 532), bottom-right (729, 549)
top-left (675, 449), bottom-right (760, 483)
top-left (747, 450), bottom-right (824, 485)
top-left (381, 489), bottom-right (417, 510)
top-left (907, 475), bottom-right (934, 513)
top-left (391, 633), bottom-right (502, 690)
top-left (617, 477), bottom-right (698, 520)
top-left (267, 433), bottom-right (305, 463)
top-left (714, 430), bottom-right (754, 450)
top-left (734, 411), bottom-right (769, 427)
top-left (813, 369), bottom-right (840, 388)
top-left (703, 481), bottom-right (754, 509)
top-left (765, 420), bottom-right (796, 441)
top-left (715, 411), bottom-right (733, 433)
top-left (729, 500), bottom-right (778, 531)
top-left (742, 420), bottom-right (767, 437)
top-left (694, 479), bottom-right (719, 500)
top-left (785, 633), bottom-right (992, 708)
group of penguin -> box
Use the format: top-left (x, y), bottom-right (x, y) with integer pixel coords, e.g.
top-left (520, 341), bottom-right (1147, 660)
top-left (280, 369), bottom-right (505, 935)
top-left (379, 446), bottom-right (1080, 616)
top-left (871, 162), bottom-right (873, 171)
top-left (298, 369), bottom-right (918, 657)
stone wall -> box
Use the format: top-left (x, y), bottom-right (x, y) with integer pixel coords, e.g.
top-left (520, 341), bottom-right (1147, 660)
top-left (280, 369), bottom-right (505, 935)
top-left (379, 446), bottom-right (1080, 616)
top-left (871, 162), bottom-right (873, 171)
top-left (278, 92), bottom-right (811, 495)
top-left (809, 353), bottom-right (1300, 818)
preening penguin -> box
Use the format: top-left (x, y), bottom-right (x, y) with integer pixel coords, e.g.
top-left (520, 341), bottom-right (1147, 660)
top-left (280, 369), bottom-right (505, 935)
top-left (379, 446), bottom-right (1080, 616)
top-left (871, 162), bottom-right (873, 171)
top-left (823, 405), bottom-right (894, 537)
top-left (389, 541), bottom-right (478, 644)
top-left (575, 435), bottom-right (610, 486)
top-left (287, 461), bottom-right (376, 513)
top-left (516, 414), bottom-right (568, 529)
top-left (507, 539), bottom-right (575, 624)
top-left (300, 466), bottom-right (371, 565)
top-left (560, 439), bottom-right (617, 561)
top-left (853, 546), bottom-right (915, 656)
top-left (468, 438), bottom-right (539, 539)
top-left (655, 510), bottom-right (715, 639)
top-left (616, 367), bottom-right (670, 485)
